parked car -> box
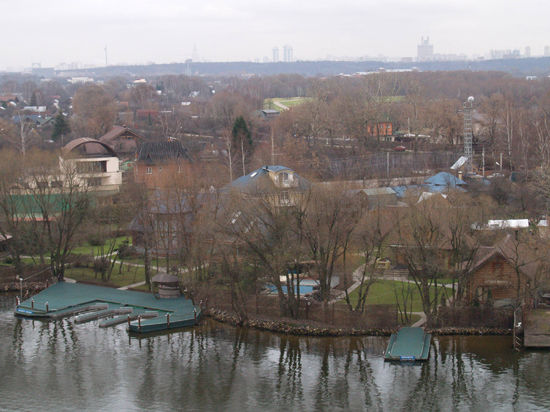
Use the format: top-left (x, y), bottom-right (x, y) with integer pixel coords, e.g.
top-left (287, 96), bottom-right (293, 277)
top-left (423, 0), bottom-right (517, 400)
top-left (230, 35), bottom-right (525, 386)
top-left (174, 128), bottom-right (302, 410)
top-left (393, 145), bottom-right (406, 152)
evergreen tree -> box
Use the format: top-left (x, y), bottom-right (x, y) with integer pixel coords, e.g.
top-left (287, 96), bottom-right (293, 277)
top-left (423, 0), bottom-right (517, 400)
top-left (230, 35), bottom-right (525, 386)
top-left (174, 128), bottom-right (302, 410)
top-left (30, 91), bottom-right (37, 107)
top-left (51, 112), bottom-right (71, 142)
top-left (231, 116), bottom-right (252, 176)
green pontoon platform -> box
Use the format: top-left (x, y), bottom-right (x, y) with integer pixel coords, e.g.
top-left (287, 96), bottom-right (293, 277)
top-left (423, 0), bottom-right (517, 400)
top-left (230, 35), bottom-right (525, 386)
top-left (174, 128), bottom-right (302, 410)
top-left (384, 327), bottom-right (431, 361)
top-left (14, 282), bottom-right (201, 334)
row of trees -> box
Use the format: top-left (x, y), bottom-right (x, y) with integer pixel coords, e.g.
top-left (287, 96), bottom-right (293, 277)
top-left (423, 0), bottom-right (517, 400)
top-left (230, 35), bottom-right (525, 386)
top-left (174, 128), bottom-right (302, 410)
top-left (133, 170), bottom-right (515, 326)
top-left (0, 150), bottom-right (90, 280)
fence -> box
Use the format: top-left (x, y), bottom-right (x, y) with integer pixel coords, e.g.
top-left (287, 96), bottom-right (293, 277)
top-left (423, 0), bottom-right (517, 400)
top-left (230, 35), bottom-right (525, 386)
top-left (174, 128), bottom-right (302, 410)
top-left (0, 264), bottom-right (53, 294)
top-left (195, 287), bottom-right (398, 329)
top-left (435, 306), bottom-right (514, 328)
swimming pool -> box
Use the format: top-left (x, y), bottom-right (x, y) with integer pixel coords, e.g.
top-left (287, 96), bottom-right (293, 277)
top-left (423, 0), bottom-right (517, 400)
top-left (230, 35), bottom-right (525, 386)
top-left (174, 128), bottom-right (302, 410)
top-left (267, 281), bottom-right (318, 295)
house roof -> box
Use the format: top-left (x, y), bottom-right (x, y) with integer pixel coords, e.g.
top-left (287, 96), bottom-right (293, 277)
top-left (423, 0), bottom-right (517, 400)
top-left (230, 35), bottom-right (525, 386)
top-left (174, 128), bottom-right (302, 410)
top-left (226, 165), bottom-right (310, 195)
top-left (62, 138), bottom-right (117, 157)
top-left (424, 172), bottom-right (466, 187)
top-left (136, 140), bottom-right (190, 164)
top-left (99, 125), bottom-right (144, 145)
top-left (350, 187), bottom-right (397, 197)
top-left (470, 234), bottom-right (543, 279)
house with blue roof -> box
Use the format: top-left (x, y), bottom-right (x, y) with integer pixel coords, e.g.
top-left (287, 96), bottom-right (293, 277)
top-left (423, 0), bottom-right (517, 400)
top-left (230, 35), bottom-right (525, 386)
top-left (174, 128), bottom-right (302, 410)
top-left (392, 172), bottom-right (467, 199)
top-left (225, 165), bottom-right (310, 206)
top-left (423, 172), bottom-right (466, 193)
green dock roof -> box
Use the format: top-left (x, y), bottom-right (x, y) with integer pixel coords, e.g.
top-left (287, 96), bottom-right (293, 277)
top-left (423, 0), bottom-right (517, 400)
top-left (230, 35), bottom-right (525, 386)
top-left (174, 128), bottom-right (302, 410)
top-left (15, 282), bottom-right (200, 334)
top-left (384, 327), bottom-right (431, 361)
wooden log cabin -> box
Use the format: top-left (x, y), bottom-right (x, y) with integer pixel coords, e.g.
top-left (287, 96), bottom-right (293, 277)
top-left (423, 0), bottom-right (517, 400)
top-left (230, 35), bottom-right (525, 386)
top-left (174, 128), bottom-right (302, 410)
top-left (466, 234), bottom-right (545, 307)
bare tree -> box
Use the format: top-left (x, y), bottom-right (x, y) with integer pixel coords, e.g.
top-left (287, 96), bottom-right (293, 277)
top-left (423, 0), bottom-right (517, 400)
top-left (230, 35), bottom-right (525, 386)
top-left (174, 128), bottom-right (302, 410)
top-left (344, 208), bottom-right (393, 313)
top-left (25, 150), bottom-right (91, 281)
top-left (396, 196), bottom-right (454, 326)
top-left (301, 187), bottom-right (364, 306)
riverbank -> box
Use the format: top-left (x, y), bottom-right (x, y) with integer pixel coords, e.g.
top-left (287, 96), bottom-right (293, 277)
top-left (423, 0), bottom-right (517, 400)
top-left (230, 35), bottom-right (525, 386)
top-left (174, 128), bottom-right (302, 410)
top-left (6, 281), bottom-right (513, 337)
top-left (1, 280), bottom-right (51, 295)
top-left (205, 307), bottom-right (513, 337)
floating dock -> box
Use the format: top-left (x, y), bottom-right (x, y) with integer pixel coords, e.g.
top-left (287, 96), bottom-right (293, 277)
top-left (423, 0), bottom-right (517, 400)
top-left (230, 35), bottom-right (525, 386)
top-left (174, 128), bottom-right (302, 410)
top-left (14, 282), bottom-right (201, 334)
top-left (384, 327), bottom-right (431, 361)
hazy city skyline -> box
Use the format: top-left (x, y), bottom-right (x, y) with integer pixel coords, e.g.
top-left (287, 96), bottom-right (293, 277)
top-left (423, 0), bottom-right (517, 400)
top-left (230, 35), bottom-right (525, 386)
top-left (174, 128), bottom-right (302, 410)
top-left (1, 0), bottom-right (549, 70)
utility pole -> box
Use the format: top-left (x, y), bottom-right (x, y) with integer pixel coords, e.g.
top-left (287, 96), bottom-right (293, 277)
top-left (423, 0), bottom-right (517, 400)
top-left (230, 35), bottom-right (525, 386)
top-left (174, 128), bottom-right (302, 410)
top-left (482, 146), bottom-right (485, 176)
top-left (270, 126), bottom-right (275, 165)
top-left (463, 96), bottom-right (474, 174)
top-left (18, 110), bottom-right (26, 155)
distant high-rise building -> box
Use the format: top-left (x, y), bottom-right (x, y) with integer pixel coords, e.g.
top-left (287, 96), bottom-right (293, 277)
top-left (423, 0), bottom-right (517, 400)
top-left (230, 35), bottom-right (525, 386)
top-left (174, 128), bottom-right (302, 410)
top-left (272, 47), bottom-right (279, 62)
top-left (283, 45), bottom-right (293, 62)
top-left (545, 46), bottom-right (550, 57)
top-left (417, 37), bottom-right (434, 61)
top-left (524, 46), bottom-right (531, 57)
top-left (192, 44), bottom-right (199, 62)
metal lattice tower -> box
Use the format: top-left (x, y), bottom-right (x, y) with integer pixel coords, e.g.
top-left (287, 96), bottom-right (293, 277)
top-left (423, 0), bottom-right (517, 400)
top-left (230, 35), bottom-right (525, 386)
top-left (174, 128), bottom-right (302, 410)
top-left (463, 96), bottom-right (474, 173)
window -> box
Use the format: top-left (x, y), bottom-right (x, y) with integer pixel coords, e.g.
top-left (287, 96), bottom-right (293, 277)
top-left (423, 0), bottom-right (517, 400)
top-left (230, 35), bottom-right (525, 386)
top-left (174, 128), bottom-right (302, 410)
top-left (280, 191), bottom-right (289, 203)
top-left (159, 167), bottom-right (163, 173)
top-left (87, 177), bottom-right (102, 186)
top-left (76, 161), bottom-right (107, 174)
top-left (277, 171), bottom-right (294, 187)
top-left (146, 167), bottom-right (153, 175)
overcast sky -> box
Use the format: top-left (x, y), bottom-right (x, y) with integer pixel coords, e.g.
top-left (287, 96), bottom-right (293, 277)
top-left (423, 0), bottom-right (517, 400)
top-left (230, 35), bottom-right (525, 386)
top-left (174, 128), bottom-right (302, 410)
top-left (1, 0), bottom-right (549, 69)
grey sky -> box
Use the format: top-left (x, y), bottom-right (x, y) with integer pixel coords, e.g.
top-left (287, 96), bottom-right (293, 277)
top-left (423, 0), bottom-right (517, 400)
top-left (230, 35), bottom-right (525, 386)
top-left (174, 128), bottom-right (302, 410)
top-left (1, 0), bottom-right (549, 69)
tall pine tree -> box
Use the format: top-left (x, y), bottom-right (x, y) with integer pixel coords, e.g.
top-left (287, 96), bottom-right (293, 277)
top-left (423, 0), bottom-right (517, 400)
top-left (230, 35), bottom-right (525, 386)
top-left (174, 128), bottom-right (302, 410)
top-left (231, 116), bottom-right (252, 177)
top-left (51, 112), bottom-right (70, 142)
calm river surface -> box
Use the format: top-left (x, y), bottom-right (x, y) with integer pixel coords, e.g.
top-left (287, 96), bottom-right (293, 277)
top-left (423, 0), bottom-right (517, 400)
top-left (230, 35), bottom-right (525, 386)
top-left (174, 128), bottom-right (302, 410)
top-left (1, 294), bottom-right (550, 411)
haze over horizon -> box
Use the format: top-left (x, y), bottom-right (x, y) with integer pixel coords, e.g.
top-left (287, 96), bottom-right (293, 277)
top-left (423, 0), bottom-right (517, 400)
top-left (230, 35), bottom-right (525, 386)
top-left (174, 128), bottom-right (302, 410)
top-left (1, 0), bottom-right (549, 70)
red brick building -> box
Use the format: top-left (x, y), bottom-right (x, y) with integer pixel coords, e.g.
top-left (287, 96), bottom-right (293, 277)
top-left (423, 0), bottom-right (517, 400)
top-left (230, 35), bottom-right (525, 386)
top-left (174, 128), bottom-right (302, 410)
top-left (134, 140), bottom-right (192, 189)
top-left (367, 122), bottom-right (393, 137)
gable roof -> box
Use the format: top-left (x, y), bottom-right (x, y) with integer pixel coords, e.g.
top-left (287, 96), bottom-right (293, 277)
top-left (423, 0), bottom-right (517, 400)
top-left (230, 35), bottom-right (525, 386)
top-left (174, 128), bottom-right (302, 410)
top-left (99, 126), bottom-right (144, 145)
top-left (136, 140), bottom-right (190, 164)
top-left (226, 165), bottom-right (310, 195)
top-left (470, 234), bottom-right (543, 279)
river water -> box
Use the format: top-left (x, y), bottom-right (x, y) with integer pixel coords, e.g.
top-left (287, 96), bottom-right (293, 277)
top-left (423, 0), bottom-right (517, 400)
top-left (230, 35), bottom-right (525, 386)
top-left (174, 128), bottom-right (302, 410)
top-left (1, 294), bottom-right (550, 411)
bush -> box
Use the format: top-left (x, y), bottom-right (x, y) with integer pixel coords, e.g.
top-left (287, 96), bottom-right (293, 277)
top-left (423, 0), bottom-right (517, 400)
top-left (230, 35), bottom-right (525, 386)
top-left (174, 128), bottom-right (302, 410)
top-left (117, 241), bottom-right (138, 259)
top-left (73, 255), bottom-right (93, 268)
top-left (93, 259), bottom-right (110, 273)
top-left (87, 234), bottom-right (105, 247)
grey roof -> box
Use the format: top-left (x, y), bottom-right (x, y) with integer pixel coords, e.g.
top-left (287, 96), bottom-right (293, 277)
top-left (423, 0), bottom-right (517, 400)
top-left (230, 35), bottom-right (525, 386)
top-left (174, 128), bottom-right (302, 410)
top-left (99, 126), bottom-right (143, 144)
top-left (152, 273), bottom-right (179, 284)
top-left (137, 140), bottom-right (190, 164)
top-left (362, 187), bottom-right (397, 196)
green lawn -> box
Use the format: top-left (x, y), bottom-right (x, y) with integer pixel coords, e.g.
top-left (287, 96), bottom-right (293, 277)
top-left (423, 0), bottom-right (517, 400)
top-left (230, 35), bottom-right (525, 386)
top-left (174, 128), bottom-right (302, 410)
top-left (120, 256), bottom-right (174, 269)
top-left (263, 97), bottom-right (312, 110)
top-left (65, 264), bottom-right (148, 288)
top-left (71, 236), bottom-right (131, 256)
top-left (346, 279), bottom-right (452, 312)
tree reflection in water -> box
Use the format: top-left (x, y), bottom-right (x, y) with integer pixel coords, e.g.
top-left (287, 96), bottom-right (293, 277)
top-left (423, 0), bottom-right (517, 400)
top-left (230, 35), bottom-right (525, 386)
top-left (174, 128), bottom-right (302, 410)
top-left (2, 296), bottom-right (550, 411)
